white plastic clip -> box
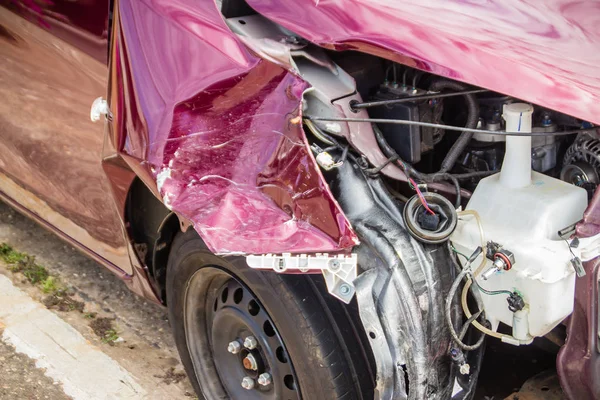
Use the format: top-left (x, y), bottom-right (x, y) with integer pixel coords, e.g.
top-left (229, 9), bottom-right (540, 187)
top-left (246, 253), bottom-right (358, 303)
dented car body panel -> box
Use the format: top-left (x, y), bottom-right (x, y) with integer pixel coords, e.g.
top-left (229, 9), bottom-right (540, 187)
top-left (109, 0), bottom-right (600, 258)
top-left (112, 0), bottom-right (358, 255)
top-left (246, 0), bottom-right (600, 126)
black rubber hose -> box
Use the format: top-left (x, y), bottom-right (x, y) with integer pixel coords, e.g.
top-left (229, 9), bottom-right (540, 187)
top-left (373, 125), bottom-right (424, 181)
top-left (373, 125), bottom-right (462, 206)
top-left (428, 79), bottom-right (480, 173)
top-left (445, 247), bottom-right (486, 351)
top-left (446, 268), bottom-right (483, 351)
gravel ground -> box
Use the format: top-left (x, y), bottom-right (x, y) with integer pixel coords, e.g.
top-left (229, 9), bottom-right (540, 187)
top-left (0, 334), bottom-right (71, 400)
top-left (0, 201), bottom-right (194, 399)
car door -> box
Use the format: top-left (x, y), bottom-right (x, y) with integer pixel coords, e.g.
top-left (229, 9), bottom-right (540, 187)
top-left (0, 1), bottom-right (132, 273)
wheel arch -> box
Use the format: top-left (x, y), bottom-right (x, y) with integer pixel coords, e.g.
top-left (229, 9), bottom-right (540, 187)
top-left (125, 177), bottom-right (185, 303)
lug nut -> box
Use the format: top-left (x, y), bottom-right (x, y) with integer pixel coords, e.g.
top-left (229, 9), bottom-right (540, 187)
top-left (227, 340), bottom-right (242, 354)
top-left (243, 353), bottom-right (258, 371)
top-left (241, 376), bottom-right (255, 390)
top-left (257, 372), bottom-right (272, 386)
top-left (243, 335), bottom-right (258, 350)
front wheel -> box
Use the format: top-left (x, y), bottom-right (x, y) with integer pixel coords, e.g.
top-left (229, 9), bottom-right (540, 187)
top-left (166, 230), bottom-right (374, 400)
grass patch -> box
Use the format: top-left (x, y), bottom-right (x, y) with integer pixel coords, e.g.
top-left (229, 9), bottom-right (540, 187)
top-left (0, 243), bottom-right (27, 264)
top-left (89, 317), bottom-right (120, 346)
top-left (43, 293), bottom-right (85, 312)
top-left (0, 243), bottom-right (49, 284)
top-left (1, 242), bottom-right (84, 313)
top-left (41, 276), bottom-right (64, 294)
top-left (102, 329), bottom-right (120, 345)
top-left (83, 312), bottom-right (97, 319)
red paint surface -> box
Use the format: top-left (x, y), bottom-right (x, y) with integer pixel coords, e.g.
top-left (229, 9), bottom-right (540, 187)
top-left (114, 0), bottom-right (357, 254)
top-left (557, 186), bottom-right (600, 400)
top-left (247, 0), bottom-right (600, 125)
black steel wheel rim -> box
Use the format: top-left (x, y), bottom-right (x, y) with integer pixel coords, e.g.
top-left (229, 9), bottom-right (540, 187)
top-left (184, 267), bottom-right (301, 400)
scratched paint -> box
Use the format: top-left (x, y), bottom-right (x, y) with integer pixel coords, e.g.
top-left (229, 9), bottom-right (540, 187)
top-left (114, 0), bottom-right (357, 254)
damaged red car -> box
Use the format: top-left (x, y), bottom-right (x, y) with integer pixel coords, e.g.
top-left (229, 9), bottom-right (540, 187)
top-left (1, 0), bottom-right (599, 399)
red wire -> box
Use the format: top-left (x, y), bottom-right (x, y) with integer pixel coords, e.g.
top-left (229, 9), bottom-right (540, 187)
top-left (409, 178), bottom-right (436, 215)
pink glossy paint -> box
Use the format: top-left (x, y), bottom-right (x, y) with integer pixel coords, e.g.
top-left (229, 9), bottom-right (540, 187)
top-left (246, 0), bottom-right (600, 125)
top-left (115, 0), bottom-right (357, 255)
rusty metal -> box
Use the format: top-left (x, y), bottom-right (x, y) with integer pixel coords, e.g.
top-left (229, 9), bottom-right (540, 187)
top-left (505, 370), bottom-right (566, 400)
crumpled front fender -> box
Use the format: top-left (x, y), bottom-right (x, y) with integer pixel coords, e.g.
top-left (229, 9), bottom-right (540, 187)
top-left (108, 0), bottom-right (358, 255)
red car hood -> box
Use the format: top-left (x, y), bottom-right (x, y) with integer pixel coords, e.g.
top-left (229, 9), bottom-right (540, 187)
top-left (248, 0), bottom-right (600, 125)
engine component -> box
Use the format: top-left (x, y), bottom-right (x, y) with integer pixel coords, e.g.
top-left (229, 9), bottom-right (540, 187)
top-left (367, 84), bottom-right (429, 163)
top-left (310, 143), bottom-right (344, 170)
top-left (403, 191), bottom-right (457, 244)
top-left (450, 348), bottom-right (471, 375)
top-left (429, 79), bottom-right (481, 174)
top-left (460, 141), bottom-right (504, 173)
top-left (561, 138), bottom-right (600, 194)
top-left (531, 114), bottom-right (559, 172)
top-left (465, 110), bottom-right (560, 175)
top-left (507, 291), bottom-right (525, 312)
top-left (451, 103), bottom-right (589, 339)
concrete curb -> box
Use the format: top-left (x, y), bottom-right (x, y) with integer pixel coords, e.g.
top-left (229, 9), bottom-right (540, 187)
top-left (0, 274), bottom-right (148, 400)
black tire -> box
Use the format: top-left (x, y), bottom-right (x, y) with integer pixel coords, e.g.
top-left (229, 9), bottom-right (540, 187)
top-left (166, 229), bottom-right (375, 400)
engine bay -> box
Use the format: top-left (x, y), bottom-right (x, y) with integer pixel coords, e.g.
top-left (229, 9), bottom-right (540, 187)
top-left (230, 13), bottom-right (600, 399)
top-left (304, 52), bottom-right (599, 334)
top-left (300, 52), bottom-right (600, 397)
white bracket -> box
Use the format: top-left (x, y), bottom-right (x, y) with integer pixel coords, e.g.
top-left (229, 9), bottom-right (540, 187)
top-left (246, 253), bottom-right (358, 303)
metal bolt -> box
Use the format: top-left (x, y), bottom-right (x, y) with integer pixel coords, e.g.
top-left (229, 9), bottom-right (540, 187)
top-left (241, 377), bottom-right (255, 390)
top-left (257, 372), bottom-right (272, 386)
top-left (243, 353), bottom-right (259, 371)
top-left (243, 336), bottom-right (258, 350)
top-left (339, 284), bottom-right (351, 296)
top-left (227, 340), bottom-right (242, 354)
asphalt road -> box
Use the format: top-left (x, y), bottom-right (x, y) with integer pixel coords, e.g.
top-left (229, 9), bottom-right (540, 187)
top-left (0, 336), bottom-right (71, 400)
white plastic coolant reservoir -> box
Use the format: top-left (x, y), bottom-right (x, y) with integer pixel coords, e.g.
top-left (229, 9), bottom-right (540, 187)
top-left (451, 103), bottom-right (588, 338)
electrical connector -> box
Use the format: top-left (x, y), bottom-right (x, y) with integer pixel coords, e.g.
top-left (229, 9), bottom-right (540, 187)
top-left (507, 292), bottom-right (525, 312)
top-left (449, 348), bottom-right (470, 375)
top-left (417, 211), bottom-right (440, 231)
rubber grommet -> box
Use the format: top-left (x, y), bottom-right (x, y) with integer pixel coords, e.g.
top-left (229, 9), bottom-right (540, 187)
top-left (403, 192), bottom-right (457, 244)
